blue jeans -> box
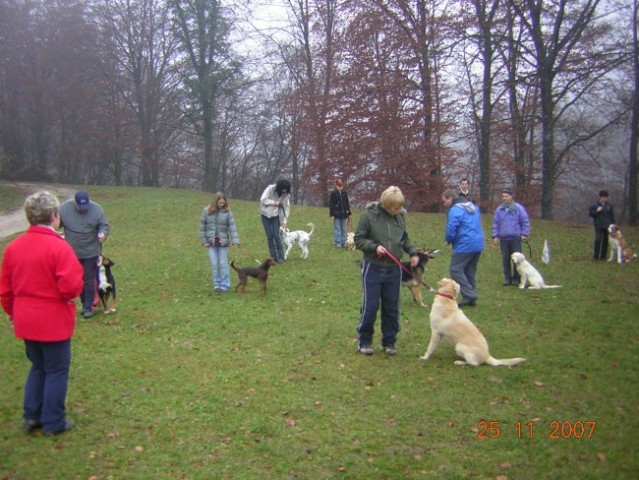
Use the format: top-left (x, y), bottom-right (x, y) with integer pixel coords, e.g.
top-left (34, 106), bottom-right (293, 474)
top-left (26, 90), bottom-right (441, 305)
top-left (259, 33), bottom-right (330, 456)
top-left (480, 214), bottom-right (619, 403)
top-left (449, 252), bottom-right (481, 302)
top-left (500, 238), bottom-right (521, 283)
top-left (80, 256), bottom-right (98, 312)
top-left (261, 215), bottom-right (284, 262)
top-left (207, 245), bottom-right (230, 291)
top-left (23, 339), bottom-right (71, 433)
top-left (333, 218), bottom-right (347, 247)
top-left (357, 262), bottom-right (401, 349)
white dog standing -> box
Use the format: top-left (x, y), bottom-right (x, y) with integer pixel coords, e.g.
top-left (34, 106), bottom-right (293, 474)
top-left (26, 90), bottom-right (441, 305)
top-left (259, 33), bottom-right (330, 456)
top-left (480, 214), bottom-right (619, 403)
top-left (420, 278), bottom-right (526, 367)
top-left (280, 223), bottom-right (315, 259)
top-left (510, 252), bottom-right (561, 289)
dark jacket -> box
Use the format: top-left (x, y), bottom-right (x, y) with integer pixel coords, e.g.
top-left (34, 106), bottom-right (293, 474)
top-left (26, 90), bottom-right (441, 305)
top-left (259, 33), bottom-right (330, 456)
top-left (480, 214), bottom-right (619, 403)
top-left (329, 189), bottom-right (351, 219)
top-left (354, 202), bottom-right (417, 267)
top-left (588, 201), bottom-right (615, 230)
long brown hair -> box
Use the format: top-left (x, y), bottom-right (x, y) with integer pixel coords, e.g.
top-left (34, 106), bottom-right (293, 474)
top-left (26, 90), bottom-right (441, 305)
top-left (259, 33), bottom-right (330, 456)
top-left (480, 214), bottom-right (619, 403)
top-left (207, 192), bottom-right (229, 214)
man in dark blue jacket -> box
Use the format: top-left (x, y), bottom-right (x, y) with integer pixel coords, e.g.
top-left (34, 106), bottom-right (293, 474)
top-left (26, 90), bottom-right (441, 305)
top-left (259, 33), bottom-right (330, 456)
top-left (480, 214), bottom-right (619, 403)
top-left (588, 190), bottom-right (615, 260)
top-left (442, 189), bottom-right (484, 307)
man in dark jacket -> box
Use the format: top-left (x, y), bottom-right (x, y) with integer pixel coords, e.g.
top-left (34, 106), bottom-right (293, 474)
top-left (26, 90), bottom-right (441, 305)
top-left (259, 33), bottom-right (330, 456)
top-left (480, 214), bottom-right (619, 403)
top-left (329, 179), bottom-right (352, 247)
top-left (588, 190), bottom-right (615, 260)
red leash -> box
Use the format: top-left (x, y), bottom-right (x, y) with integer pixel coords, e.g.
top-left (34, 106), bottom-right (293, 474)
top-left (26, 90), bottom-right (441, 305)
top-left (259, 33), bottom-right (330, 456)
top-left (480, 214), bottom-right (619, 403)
top-left (379, 249), bottom-right (434, 292)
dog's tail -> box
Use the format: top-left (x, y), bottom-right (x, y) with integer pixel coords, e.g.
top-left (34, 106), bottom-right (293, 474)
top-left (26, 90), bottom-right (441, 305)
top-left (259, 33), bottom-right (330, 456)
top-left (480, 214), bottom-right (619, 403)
top-left (307, 223), bottom-right (315, 236)
top-left (541, 285), bottom-right (562, 289)
top-left (486, 356), bottom-right (526, 367)
top-left (230, 260), bottom-right (239, 272)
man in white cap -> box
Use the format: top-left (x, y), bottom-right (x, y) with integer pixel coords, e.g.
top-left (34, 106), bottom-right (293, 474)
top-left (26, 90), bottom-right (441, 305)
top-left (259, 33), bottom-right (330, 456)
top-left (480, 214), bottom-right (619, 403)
top-left (59, 191), bottom-right (109, 318)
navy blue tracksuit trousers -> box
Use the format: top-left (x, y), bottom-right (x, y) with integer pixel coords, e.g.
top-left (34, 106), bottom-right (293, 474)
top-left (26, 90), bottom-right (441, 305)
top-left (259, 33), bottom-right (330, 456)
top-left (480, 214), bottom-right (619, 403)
top-left (357, 261), bottom-right (401, 349)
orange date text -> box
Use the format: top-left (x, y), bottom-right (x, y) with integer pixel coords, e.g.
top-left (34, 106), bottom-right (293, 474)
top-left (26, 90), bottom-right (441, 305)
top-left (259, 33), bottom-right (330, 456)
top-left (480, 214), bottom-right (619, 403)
top-left (476, 419), bottom-right (596, 440)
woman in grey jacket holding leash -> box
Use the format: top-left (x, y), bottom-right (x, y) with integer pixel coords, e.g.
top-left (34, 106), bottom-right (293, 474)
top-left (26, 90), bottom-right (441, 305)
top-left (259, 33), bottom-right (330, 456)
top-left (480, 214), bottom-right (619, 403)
top-left (200, 193), bottom-right (240, 292)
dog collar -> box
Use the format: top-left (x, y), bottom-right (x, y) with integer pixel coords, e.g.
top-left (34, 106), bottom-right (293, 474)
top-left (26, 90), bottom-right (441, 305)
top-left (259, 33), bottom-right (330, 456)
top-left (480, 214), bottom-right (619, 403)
top-left (435, 292), bottom-right (456, 301)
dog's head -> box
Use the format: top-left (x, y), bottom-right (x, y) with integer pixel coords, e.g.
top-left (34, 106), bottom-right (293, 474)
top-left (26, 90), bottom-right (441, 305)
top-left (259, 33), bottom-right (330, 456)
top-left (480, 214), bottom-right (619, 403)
top-left (436, 278), bottom-right (460, 298)
top-left (412, 248), bottom-right (439, 266)
top-left (99, 255), bottom-right (115, 268)
top-left (608, 224), bottom-right (618, 235)
top-left (263, 257), bottom-right (277, 267)
top-left (511, 252), bottom-right (526, 265)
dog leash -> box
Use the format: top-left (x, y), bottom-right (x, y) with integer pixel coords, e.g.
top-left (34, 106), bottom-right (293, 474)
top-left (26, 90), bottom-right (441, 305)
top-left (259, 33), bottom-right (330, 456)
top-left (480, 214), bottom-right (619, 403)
top-left (521, 238), bottom-right (533, 259)
top-left (379, 249), bottom-right (435, 292)
top-left (232, 245), bottom-right (262, 264)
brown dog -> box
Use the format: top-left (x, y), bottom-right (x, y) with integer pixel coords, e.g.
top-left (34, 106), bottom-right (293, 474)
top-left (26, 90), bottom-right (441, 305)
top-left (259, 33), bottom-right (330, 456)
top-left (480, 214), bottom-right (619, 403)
top-left (401, 248), bottom-right (439, 307)
top-left (608, 224), bottom-right (636, 263)
top-left (231, 258), bottom-right (276, 295)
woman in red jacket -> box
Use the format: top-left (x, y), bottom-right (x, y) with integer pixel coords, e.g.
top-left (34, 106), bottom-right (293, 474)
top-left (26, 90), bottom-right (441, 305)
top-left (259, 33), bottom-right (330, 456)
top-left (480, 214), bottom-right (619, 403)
top-left (1, 191), bottom-right (83, 435)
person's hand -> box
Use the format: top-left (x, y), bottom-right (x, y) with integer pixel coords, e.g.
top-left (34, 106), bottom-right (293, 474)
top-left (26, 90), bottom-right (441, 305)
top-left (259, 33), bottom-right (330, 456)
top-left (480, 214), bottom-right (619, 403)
top-left (521, 235), bottom-right (527, 240)
top-left (282, 222), bottom-right (288, 228)
top-left (597, 206), bottom-right (603, 213)
top-left (98, 232), bottom-right (106, 243)
top-left (492, 237), bottom-right (498, 246)
top-left (203, 243), bottom-right (210, 248)
top-left (410, 255), bottom-right (419, 267)
top-left (274, 200), bottom-right (280, 207)
top-left (376, 245), bottom-right (387, 257)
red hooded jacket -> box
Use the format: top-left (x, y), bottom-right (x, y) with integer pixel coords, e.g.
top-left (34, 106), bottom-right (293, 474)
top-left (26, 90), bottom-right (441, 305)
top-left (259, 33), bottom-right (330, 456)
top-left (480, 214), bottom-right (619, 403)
top-left (1, 226), bottom-right (83, 341)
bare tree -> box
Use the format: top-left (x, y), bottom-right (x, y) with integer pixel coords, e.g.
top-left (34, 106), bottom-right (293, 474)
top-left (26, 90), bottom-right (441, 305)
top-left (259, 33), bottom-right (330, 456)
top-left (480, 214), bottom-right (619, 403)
top-left (170, 0), bottom-right (239, 192)
top-left (629, 0), bottom-right (639, 225)
top-left (510, 0), bottom-right (623, 219)
top-left (98, 0), bottom-right (183, 187)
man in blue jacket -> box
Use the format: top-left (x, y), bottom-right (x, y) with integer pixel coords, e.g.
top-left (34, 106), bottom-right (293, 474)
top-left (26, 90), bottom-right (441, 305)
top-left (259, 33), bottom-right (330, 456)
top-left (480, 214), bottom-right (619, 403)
top-left (492, 187), bottom-right (530, 286)
top-left (442, 189), bottom-right (484, 307)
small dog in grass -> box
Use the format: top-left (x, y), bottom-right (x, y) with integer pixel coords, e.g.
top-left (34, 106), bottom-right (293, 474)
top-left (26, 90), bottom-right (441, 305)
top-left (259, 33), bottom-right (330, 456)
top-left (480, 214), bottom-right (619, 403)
top-left (344, 232), bottom-right (356, 250)
top-left (420, 278), bottom-right (526, 367)
top-left (231, 258), bottom-right (276, 295)
top-left (280, 223), bottom-right (314, 259)
top-left (97, 254), bottom-right (117, 313)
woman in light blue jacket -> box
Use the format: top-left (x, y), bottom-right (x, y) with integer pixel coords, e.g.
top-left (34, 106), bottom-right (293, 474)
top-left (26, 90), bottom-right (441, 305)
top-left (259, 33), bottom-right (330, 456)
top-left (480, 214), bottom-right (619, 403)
top-left (200, 193), bottom-right (240, 292)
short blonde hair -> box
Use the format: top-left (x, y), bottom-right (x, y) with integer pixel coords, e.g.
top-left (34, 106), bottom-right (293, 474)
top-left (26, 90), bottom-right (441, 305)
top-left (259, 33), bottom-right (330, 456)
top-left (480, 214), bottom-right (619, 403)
top-left (380, 186), bottom-right (405, 211)
top-left (24, 191), bottom-right (59, 226)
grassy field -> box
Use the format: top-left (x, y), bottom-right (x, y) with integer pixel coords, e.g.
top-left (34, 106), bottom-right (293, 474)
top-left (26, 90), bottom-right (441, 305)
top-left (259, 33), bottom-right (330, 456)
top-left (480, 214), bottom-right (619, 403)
top-left (1, 185), bottom-right (638, 480)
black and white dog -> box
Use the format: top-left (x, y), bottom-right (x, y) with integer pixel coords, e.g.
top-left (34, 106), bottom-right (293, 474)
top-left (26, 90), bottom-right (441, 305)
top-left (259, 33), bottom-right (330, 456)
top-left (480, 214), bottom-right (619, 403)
top-left (280, 223), bottom-right (315, 260)
top-left (97, 255), bottom-right (117, 313)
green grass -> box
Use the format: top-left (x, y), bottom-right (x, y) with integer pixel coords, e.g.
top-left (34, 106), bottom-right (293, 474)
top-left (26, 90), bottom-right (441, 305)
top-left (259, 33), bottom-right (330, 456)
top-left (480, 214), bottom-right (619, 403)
top-left (1, 185), bottom-right (638, 479)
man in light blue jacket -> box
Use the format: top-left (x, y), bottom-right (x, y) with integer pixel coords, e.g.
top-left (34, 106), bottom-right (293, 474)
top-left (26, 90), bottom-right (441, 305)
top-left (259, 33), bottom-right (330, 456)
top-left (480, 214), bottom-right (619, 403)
top-left (492, 187), bottom-right (530, 286)
top-left (442, 189), bottom-right (484, 307)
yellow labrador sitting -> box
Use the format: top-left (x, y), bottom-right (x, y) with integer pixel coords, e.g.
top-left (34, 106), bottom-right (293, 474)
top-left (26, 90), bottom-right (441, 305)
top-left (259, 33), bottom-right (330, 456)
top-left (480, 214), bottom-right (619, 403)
top-left (510, 252), bottom-right (561, 289)
top-left (420, 278), bottom-right (526, 367)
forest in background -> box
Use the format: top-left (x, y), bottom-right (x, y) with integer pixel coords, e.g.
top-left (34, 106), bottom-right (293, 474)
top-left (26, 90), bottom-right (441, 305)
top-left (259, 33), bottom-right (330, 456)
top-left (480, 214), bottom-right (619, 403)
top-left (0, 0), bottom-right (637, 223)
